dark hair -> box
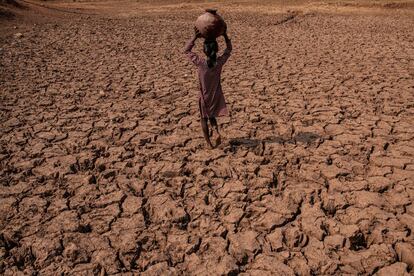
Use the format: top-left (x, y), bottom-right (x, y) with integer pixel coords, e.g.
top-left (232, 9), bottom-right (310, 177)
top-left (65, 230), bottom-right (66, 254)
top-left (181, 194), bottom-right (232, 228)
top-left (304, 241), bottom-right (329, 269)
top-left (203, 39), bottom-right (218, 68)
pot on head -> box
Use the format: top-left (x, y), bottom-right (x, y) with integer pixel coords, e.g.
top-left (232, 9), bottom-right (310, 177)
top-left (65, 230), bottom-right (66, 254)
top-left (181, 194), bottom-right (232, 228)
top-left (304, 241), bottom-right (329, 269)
top-left (195, 9), bottom-right (227, 41)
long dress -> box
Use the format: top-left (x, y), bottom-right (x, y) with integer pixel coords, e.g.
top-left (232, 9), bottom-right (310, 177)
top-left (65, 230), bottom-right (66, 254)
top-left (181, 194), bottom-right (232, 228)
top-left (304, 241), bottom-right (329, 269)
top-left (184, 38), bottom-right (232, 118)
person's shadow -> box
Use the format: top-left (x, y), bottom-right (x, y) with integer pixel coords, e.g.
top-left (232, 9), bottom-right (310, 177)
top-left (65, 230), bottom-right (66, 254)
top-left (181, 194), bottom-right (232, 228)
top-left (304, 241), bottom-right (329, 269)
top-left (229, 132), bottom-right (323, 148)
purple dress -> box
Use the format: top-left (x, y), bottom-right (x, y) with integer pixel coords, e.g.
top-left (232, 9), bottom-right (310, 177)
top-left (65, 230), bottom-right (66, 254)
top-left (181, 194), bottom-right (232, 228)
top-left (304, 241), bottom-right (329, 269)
top-left (184, 38), bottom-right (232, 118)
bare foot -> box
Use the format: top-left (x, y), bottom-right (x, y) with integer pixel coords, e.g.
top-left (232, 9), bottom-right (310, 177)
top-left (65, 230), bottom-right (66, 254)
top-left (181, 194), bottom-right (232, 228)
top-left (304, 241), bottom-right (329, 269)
top-left (210, 128), bottom-right (221, 148)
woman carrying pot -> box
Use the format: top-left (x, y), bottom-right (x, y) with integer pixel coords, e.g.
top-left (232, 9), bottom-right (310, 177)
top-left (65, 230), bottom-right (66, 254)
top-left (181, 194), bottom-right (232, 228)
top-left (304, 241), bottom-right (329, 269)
top-left (184, 10), bottom-right (232, 149)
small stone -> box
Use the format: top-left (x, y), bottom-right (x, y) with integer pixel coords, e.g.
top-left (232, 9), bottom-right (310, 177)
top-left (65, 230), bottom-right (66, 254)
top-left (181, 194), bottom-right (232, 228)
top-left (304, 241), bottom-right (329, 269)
top-left (14, 33), bottom-right (23, 38)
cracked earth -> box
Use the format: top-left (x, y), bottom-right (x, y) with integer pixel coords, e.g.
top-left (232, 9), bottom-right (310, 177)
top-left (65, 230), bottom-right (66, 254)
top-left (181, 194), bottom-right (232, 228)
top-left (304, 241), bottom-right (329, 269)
top-left (1, 0), bottom-right (414, 275)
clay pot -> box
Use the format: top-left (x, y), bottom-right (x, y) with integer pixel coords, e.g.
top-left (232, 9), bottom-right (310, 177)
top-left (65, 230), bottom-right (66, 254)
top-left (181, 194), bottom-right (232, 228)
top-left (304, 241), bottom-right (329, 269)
top-left (195, 9), bottom-right (227, 40)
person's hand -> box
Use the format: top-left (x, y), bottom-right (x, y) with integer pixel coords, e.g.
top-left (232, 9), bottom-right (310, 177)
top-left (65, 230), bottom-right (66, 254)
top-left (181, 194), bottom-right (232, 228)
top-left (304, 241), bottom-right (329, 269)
top-left (223, 26), bottom-right (229, 39)
top-left (194, 27), bottom-right (202, 39)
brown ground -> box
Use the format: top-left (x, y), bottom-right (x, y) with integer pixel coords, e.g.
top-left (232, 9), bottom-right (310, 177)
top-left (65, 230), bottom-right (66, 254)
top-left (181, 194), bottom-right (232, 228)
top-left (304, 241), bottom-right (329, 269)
top-left (1, 0), bottom-right (414, 275)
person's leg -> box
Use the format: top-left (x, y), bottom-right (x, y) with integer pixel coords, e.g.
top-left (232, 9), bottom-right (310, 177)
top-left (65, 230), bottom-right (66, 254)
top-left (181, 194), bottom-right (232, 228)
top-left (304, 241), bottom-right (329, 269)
top-left (209, 117), bottom-right (220, 134)
top-left (201, 117), bottom-right (213, 148)
top-left (209, 117), bottom-right (221, 146)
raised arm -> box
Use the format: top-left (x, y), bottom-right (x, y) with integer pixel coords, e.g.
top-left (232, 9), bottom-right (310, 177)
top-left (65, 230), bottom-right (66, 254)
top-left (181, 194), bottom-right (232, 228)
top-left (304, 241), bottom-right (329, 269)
top-left (223, 32), bottom-right (232, 53)
top-left (184, 27), bottom-right (203, 66)
top-left (217, 32), bottom-right (232, 67)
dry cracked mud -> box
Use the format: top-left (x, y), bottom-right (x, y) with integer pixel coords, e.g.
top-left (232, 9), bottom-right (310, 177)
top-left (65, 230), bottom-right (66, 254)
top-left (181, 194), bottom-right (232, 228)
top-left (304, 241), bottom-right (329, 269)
top-left (1, 0), bottom-right (414, 275)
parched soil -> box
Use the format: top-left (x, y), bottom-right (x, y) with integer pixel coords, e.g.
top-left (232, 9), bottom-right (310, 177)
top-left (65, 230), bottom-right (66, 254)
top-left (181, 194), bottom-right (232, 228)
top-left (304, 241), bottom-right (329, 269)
top-left (1, 0), bottom-right (414, 275)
